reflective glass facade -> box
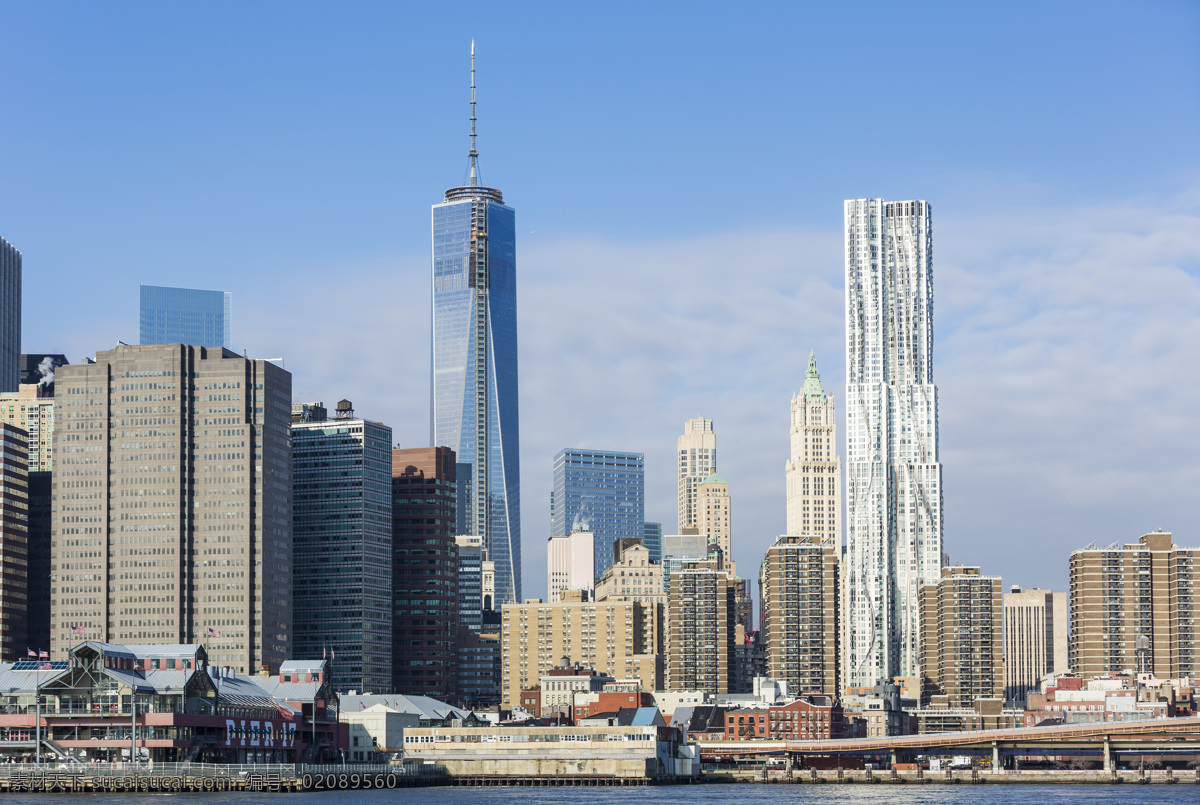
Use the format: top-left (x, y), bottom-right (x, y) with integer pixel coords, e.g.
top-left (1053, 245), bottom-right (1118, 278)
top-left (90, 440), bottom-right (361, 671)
top-left (431, 188), bottom-right (521, 606)
top-left (642, 522), bottom-right (663, 564)
top-left (550, 449), bottom-right (645, 582)
top-left (292, 416), bottom-right (393, 693)
top-left (0, 237), bottom-right (20, 393)
top-left (140, 284), bottom-right (232, 349)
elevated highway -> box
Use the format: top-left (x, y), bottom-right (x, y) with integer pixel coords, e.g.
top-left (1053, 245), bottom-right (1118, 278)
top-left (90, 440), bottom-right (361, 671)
top-left (696, 717), bottom-right (1200, 770)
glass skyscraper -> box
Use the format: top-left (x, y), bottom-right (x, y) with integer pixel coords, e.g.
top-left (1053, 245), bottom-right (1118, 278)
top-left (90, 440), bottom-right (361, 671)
top-left (292, 403), bottom-right (393, 693)
top-left (551, 449), bottom-right (645, 581)
top-left (0, 237), bottom-right (21, 393)
top-left (843, 198), bottom-right (944, 689)
top-left (430, 45), bottom-right (522, 606)
top-left (642, 522), bottom-right (663, 564)
top-left (140, 284), bottom-right (232, 349)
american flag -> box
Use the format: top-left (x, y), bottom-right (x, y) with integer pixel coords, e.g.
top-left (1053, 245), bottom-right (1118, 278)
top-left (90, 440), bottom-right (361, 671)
top-left (27, 649), bottom-right (35, 657)
top-left (71, 625), bottom-right (85, 634)
top-left (38, 662), bottom-right (52, 671)
top-left (207, 628), bottom-right (221, 638)
top-left (39, 651), bottom-right (49, 659)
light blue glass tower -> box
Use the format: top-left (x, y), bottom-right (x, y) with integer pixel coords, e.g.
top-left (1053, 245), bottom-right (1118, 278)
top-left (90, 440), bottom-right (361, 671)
top-left (551, 449), bottom-right (645, 581)
top-left (140, 284), bottom-right (231, 348)
top-left (431, 43), bottom-right (521, 605)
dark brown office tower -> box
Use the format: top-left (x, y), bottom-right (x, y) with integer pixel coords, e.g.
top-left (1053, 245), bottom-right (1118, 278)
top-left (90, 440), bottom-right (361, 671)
top-left (0, 423), bottom-right (28, 660)
top-left (392, 447), bottom-right (459, 698)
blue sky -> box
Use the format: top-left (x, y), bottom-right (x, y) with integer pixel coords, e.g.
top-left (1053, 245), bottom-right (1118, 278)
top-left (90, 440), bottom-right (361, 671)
top-left (2, 1), bottom-right (1199, 601)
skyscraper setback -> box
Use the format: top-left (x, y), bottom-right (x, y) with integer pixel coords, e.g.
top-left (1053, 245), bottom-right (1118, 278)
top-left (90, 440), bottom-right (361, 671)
top-left (843, 198), bottom-right (944, 689)
top-left (430, 44), bottom-right (521, 605)
top-left (676, 417), bottom-right (716, 532)
top-left (785, 352), bottom-right (840, 542)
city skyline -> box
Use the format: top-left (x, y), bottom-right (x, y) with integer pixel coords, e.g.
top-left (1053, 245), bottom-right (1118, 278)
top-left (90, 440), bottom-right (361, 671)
top-left (2, 4), bottom-right (1198, 603)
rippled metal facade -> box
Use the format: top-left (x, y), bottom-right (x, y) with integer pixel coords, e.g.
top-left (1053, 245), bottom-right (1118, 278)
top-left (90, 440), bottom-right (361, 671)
top-left (843, 198), bottom-right (944, 689)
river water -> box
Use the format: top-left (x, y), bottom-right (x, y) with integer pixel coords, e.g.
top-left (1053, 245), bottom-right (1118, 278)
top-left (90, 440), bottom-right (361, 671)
top-left (2, 786), bottom-right (1197, 805)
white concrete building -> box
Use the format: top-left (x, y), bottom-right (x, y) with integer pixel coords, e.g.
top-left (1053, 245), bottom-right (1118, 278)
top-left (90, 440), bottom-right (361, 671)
top-left (339, 704), bottom-right (418, 757)
top-left (785, 352), bottom-right (840, 541)
top-left (676, 417), bottom-right (716, 532)
top-left (843, 198), bottom-right (944, 689)
top-left (547, 526), bottom-right (595, 602)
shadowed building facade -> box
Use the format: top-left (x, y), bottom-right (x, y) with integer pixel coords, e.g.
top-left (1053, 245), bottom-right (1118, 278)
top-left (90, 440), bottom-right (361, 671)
top-left (391, 447), bottom-right (459, 698)
top-left (0, 423), bottom-right (28, 659)
top-left (292, 401), bottom-right (393, 693)
top-left (0, 237), bottom-right (19, 393)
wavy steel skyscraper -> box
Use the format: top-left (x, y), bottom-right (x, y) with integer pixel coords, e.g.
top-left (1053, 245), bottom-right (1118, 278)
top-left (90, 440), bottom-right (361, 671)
top-left (431, 44), bottom-right (521, 605)
top-left (843, 198), bottom-right (943, 690)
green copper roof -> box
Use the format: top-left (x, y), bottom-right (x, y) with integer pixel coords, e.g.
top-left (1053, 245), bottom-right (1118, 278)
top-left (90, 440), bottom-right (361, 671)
top-left (802, 350), bottom-right (826, 403)
top-left (702, 470), bottom-right (726, 485)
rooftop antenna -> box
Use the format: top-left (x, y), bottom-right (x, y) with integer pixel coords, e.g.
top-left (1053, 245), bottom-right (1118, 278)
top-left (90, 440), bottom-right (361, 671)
top-left (468, 40), bottom-right (480, 186)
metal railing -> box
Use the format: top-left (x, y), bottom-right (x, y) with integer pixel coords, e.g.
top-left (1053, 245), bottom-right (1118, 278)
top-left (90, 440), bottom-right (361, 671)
top-left (0, 761), bottom-right (445, 779)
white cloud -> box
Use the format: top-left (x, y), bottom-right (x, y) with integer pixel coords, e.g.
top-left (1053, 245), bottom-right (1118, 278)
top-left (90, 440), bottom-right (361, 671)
top-left (229, 189), bottom-right (1200, 602)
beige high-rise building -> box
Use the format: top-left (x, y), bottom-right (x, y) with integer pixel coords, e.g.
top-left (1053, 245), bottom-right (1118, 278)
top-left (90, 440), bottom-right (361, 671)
top-left (1003, 586), bottom-right (1068, 706)
top-left (918, 566), bottom-right (1004, 708)
top-left (50, 344), bottom-right (293, 671)
top-left (1069, 531), bottom-right (1197, 680)
top-left (547, 526), bottom-right (595, 602)
top-left (676, 417), bottom-right (716, 532)
top-left (696, 471), bottom-right (734, 575)
top-left (785, 352), bottom-right (839, 541)
top-left (499, 590), bottom-right (661, 707)
top-left (667, 554), bottom-right (735, 694)
top-left (595, 538), bottom-right (665, 608)
top-left (0, 384), bottom-right (56, 471)
top-left (759, 534), bottom-right (839, 696)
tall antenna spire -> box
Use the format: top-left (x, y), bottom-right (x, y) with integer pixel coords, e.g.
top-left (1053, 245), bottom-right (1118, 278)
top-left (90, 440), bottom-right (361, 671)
top-left (468, 39), bottom-right (479, 186)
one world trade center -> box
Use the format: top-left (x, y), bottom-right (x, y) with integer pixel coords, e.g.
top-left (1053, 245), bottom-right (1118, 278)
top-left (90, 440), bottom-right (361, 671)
top-left (431, 43), bottom-right (521, 605)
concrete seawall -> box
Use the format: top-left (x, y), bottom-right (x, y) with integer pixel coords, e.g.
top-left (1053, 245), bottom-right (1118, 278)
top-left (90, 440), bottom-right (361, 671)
top-left (710, 768), bottom-right (1200, 785)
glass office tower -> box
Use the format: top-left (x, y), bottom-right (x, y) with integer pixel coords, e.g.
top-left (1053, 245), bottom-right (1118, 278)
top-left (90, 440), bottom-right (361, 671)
top-left (643, 522), bottom-right (663, 564)
top-left (292, 403), bottom-right (393, 694)
top-left (0, 237), bottom-right (21, 393)
top-left (140, 284), bottom-right (232, 349)
top-left (551, 449), bottom-right (645, 581)
top-left (430, 46), bottom-right (521, 605)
